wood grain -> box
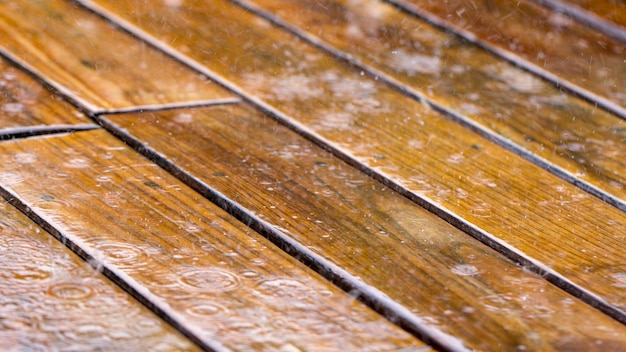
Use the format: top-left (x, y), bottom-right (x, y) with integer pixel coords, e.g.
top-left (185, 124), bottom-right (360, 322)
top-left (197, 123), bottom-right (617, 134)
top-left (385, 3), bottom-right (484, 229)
top-left (0, 130), bottom-right (425, 352)
top-left (0, 57), bottom-right (93, 131)
top-left (0, 200), bottom-right (198, 351)
top-left (81, 0), bottom-right (626, 321)
top-left (236, 0), bottom-right (626, 207)
top-left (539, 0), bottom-right (626, 31)
top-left (102, 104), bottom-right (626, 351)
top-left (388, 0), bottom-right (626, 113)
top-left (0, 0), bottom-right (235, 113)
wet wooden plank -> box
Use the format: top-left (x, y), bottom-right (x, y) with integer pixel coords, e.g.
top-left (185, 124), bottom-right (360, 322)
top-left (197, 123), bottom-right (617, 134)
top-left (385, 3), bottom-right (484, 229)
top-left (0, 0), bottom-right (236, 113)
top-left (0, 57), bottom-right (94, 134)
top-left (80, 0), bottom-right (626, 321)
top-left (0, 130), bottom-right (426, 352)
top-left (386, 0), bottom-right (626, 114)
top-left (0, 201), bottom-right (199, 351)
top-left (536, 0), bottom-right (626, 36)
top-left (101, 104), bottom-right (626, 351)
top-left (235, 0), bottom-right (626, 208)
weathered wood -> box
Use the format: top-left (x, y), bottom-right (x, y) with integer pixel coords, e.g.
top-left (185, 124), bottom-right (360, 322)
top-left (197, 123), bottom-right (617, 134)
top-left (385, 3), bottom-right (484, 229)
top-left (0, 200), bottom-right (198, 351)
top-left (387, 0), bottom-right (626, 113)
top-left (0, 0), bottom-right (235, 113)
top-left (81, 0), bottom-right (626, 322)
top-left (536, 0), bottom-right (626, 36)
top-left (0, 130), bottom-right (426, 352)
top-left (0, 58), bottom-right (93, 131)
top-left (235, 0), bottom-right (626, 207)
top-left (102, 104), bottom-right (626, 351)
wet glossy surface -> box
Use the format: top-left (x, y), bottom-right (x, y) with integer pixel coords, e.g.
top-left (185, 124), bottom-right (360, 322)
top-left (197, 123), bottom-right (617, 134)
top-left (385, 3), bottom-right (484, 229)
top-left (0, 0), bottom-right (234, 112)
top-left (0, 130), bottom-right (424, 351)
top-left (85, 0), bottom-right (626, 316)
top-left (558, 0), bottom-right (626, 28)
top-left (240, 0), bottom-right (626, 205)
top-left (391, 0), bottom-right (626, 110)
top-left (0, 58), bottom-right (91, 130)
top-left (103, 104), bottom-right (626, 351)
top-left (0, 201), bottom-right (198, 351)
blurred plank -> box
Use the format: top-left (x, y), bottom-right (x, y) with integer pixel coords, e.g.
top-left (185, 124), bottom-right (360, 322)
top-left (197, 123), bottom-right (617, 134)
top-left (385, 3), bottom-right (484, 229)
top-left (0, 201), bottom-right (198, 351)
top-left (0, 0), bottom-right (236, 113)
top-left (532, 0), bottom-right (626, 41)
top-left (235, 0), bottom-right (626, 208)
top-left (79, 0), bottom-right (626, 322)
top-left (0, 130), bottom-right (426, 352)
top-left (0, 58), bottom-right (95, 134)
top-left (387, 0), bottom-right (626, 115)
top-left (101, 104), bottom-right (626, 351)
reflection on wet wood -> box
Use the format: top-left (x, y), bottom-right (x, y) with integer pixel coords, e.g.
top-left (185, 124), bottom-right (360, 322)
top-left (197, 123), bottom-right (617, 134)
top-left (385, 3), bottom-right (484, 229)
top-left (0, 58), bottom-right (92, 131)
top-left (237, 0), bottom-right (626, 208)
top-left (0, 201), bottom-right (198, 351)
top-left (102, 104), bottom-right (626, 351)
top-left (389, 0), bottom-right (626, 113)
top-left (0, 0), bottom-right (234, 112)
top-left (0, 130), bottom-right (425, 352)
top-left (540, 0), bottom-right (626, 33)
top-left (84, 0), bottom-right (626, 319)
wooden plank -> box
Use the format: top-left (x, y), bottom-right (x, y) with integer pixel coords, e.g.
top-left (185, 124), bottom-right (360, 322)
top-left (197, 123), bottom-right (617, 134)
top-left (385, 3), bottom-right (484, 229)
top-left (0, 200), bottom-right (199, 350)
top-left (233, 0), bottom-right (626, 208)
top-left (102, 104), bottom-right (626, 351)
top-left (533, 0), bottom-right (626, 41)
top-left (386, 0), bottom-right (626, 115)
top-left (79, 0), bottom-right (626, 321)
top-left (0, 57), bottom-right (94, 134)
top-left (0, 0), bottom-right (236, 113)
top-left (0, 130), bottom-right (426, 352)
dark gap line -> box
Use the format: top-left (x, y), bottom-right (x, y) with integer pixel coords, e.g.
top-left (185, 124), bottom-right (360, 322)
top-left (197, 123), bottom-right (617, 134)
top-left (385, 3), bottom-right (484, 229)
top-left (381, 0), bottom-right (626, 122)
top-left (0, 124), bottom-right (100, 141)
top-left (74, 0), bottom-right (626, 328)
top-left (0, 187), bottom-right (224, 352)
top-left (530, 0), bottom-right (626, 43)
top-left (93, 114), bottom-right (467, 352)
top-left (228, 0), bottom-right (626, 213)
top-left (99, 98), bottom-right (242, 115)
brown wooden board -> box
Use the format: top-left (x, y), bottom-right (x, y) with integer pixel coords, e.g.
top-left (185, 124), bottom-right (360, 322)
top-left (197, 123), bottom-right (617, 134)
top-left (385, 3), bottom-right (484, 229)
top-left (0, 58), bottom-right (94, 134)
top-left (0, 200), bottom-right (198, 351)
top-left (560, 0), bottom-right (626, 28)
top-left (0, 0), bottom-right (236, 113)
top-left (0, 130), bottom-right (426, 352)
top-left (387, 0), bottom-right (626, 115)
top-left (101, 104), bottom-right (626, 351)
top-left (82, 0), bottom-right (626, 321)
top-left (233, 0), bottom-right (626, 208)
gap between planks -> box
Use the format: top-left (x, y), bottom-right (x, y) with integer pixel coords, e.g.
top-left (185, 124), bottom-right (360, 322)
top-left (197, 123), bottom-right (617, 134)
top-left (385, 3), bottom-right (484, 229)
top-left (29, 0), bottom-right (626, 329)
top-left (0, 124), bottom-right (100, 140)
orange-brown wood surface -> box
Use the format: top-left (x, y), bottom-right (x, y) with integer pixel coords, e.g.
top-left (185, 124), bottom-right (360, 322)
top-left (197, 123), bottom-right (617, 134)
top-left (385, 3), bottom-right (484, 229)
top-left (0, 130), bottom-right (426, 352)
top-left (0, 58), bottom-right (92, 130)
top-left (102, 103), bottom-right (626, 351)
top-left (83, 0), bottom-right (626, 317)
top-left (388, 0), bottom-right (626, 112)
top-left (553, 0), bottom-right (626, 28)
top-left (236, 0), bottom-right (626, 206)
top-left (0, 0), bottom-right (236, 112)
top-left (0, 201), bottom-right (198, 351)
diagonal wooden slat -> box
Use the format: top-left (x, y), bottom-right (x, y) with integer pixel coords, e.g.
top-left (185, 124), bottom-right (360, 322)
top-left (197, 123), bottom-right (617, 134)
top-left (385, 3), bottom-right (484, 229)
top-left (231, 0), bottom-right (626, 210)
top-left (531, 0), bottom-right (626, 42)
top-left (385, 0), bottom-right (626, 118)
top-left (0, 201), bottom-right (199, 351)
top-left (0, 130), bottom-right (427, 352)
top-left (79, 0), bottom-right (626, 323)
top-left (100, 103), bottom-right (626, 351)
top-left (0, 57), bottom-right (95, 135)
top-left (0, 0), bottom-right (236, 113)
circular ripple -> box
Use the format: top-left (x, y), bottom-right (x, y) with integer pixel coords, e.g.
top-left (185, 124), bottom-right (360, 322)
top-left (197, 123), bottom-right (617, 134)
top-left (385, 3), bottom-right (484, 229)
top-left (49, 282), bottom-right (94, 301)
top-left (178, 268), bottom-right (241, 292)
top-left (186, 303), bottom-right (228, 317)
top-left (96, 243), bottom-right (146, 266)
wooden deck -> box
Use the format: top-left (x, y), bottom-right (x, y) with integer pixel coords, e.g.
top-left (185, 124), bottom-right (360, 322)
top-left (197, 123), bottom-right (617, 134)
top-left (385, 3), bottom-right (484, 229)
top-left (0, 0), bottom-right (625, 351)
